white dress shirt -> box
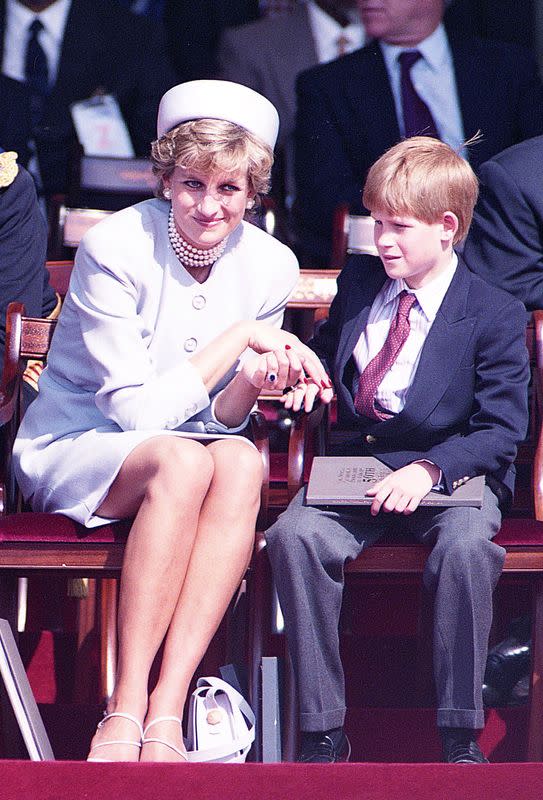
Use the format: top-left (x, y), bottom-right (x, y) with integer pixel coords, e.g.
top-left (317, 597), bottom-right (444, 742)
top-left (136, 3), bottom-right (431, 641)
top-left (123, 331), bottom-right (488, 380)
top-left (306, 1), bottom-right (365, 63)
top-left (353, 253), bottom-right (458, 416)
top-left (380, 24), bottom-right (466, 156)
top-left (2, 0), bottom-right (71, 87)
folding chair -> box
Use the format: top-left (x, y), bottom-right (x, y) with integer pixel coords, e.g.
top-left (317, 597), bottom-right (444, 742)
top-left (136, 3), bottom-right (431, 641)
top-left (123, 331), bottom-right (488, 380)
top-left (331, 203), bottom-right (378, 269)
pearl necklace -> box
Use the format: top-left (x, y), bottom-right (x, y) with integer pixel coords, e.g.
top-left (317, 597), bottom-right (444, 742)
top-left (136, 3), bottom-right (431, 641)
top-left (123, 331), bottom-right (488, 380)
top-left (168, 208), bottom-right (227, 268)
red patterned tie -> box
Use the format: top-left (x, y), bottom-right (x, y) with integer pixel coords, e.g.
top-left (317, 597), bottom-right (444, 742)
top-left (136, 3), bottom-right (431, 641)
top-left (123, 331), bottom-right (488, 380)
top-left (354, 291), bottom-right (417, 420)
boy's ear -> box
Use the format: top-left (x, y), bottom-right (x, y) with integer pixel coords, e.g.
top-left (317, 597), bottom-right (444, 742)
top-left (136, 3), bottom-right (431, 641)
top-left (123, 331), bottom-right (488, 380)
top-left (441, 211), bottom-right (459, 243)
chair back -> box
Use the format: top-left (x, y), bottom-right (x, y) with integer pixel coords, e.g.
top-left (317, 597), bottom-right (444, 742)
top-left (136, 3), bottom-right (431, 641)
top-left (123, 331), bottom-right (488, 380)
top-left (48, 155), bottom-right (155, 259)
top-left (0, 304), bottom-right (58, 512)
top-left (48, 204), bottom-right (114, 258)
top-left (286, 269), bottom-right (339, 343)
top-left (78, 155), bottom-right (155, 196)
top-left (331, 204), bottom-right (378, 268)
top-left (45, 260), bottom-right (74, 298)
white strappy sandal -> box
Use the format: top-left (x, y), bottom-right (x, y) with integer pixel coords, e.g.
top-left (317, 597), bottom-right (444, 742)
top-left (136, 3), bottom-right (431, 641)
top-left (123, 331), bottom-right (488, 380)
top-left (87, 711), bottom-right (144, 762)
top-left (142, 716), bottom-right (189, 762)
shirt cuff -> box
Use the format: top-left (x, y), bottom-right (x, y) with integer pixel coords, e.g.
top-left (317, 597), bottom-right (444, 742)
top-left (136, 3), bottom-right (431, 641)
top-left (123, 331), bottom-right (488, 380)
top-left (414, 459), bottom-right (443, 491)
top-left (198, 393), bottom-right (252, 434)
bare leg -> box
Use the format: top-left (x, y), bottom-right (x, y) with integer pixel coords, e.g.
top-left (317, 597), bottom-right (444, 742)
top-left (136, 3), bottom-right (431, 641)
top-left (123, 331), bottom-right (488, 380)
top-left (139, 438), bottom-right (262, 762)
top-left (87, 435), bottom-right (215, 761)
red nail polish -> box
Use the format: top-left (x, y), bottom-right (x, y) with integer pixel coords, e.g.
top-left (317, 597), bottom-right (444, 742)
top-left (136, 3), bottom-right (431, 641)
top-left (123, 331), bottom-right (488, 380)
top-left (285, 344), bottom-right (291, 350)
top-left (321, 380), bottom-right (328, 389)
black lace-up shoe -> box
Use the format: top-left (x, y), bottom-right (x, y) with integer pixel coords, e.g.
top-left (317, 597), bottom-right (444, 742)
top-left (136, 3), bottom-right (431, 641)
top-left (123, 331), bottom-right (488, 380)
top-left (441, 728), bottom-right (489, 764)
top-left (298, 731), bottom-right (351, 763)
top-left (483, 635), bottom-right (531, 707)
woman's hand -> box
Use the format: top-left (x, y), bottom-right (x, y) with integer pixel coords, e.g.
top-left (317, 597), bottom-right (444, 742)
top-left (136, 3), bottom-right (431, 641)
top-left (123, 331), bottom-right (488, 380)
top-left (280, 379), bottom-right (334, 412)
top-left (365, 462), bottom-right (440, 516)
top-left (242, 349), bottom-right (305, 392)
top-left (244, 322), bottom-right (332, 390)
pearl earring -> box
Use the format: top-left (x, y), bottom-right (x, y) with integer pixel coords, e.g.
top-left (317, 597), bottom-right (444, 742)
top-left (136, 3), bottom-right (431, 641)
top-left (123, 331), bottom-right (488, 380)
top-left (246, 198), bottom-right (255, 210)
top-left (163, 187), bottom-right (172, 200)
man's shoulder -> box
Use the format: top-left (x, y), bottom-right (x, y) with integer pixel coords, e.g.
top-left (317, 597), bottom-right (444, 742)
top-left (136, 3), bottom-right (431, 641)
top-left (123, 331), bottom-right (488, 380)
top-left (481, 135), bottom-right (543, 178)
top-left (447, 30), bottom-right (537, 70)
top-left (221, 5), bottom-right (308, 45)
top-left (297, 41), bottom-right (379, 90)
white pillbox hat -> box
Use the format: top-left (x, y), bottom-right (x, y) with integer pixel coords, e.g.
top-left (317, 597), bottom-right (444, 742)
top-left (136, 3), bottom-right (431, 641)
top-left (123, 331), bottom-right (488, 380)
top-left (157, 80), bottom-right (279, 149)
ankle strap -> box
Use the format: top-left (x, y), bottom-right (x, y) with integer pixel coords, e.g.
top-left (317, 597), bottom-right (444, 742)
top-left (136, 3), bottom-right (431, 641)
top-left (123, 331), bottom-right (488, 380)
top-left (143, 716), bottom-right (183, 737)
top-left (98, 711), bottom-right (144, 740)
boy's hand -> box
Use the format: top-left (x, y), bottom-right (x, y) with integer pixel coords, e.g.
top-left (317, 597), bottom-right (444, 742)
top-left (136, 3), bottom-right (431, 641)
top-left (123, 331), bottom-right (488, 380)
top-left (241, 349), bottom-right (304, 392)
top-left (365, 462), bottom-right (440, 516)
top-left (280, 379), bottom-right (334, 412)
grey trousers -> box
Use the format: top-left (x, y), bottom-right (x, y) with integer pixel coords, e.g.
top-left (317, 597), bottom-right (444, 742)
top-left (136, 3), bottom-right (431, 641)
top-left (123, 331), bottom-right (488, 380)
top-left (265, 485), bottom-right (504, 732)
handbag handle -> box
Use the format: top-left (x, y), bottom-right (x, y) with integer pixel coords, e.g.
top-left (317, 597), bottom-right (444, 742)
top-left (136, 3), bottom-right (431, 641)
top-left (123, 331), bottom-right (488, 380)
top-left (187, 677), bottom-right (255, 763)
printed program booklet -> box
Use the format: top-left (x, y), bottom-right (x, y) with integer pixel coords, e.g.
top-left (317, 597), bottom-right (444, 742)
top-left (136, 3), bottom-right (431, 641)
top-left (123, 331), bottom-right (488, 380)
top-left (306, 456), bottom-right (485, 507)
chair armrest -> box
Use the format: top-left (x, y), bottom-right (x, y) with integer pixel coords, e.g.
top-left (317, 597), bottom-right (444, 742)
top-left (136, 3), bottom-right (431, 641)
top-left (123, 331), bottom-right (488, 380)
top-left (250, 409), bottom-right (270, 529)
top-left (0, 303), bottom-right (26, 515)
top-left (287, 403), bottom-right (328, 500)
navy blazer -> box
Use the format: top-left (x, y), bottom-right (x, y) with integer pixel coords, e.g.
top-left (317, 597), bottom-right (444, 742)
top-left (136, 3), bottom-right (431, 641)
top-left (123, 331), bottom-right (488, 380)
top-left (310, 255), bottom-right (530, 502)
top-left (294, 34), bottom-right (543, 261)
top-left (463, 135), bottom-right (543, 311)
top-left (0, 0), bottom-right (175, 194)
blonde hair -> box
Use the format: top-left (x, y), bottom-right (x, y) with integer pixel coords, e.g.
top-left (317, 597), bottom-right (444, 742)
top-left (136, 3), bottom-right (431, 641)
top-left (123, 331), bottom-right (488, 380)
top-left (362, 136), bottom-right (479, 244)
top-left (151, 118), bottom-right (274, 200)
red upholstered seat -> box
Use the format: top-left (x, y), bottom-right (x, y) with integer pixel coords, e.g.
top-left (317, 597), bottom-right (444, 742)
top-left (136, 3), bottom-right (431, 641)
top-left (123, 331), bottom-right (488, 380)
top-left (495, 517), bottom-right (543, 546)
top-left (0, 513), bottom-right (131, 543)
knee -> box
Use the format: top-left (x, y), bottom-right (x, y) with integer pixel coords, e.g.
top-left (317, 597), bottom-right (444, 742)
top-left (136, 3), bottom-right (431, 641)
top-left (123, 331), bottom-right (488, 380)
top-left (265, 491), bottom-right (319, 558)
top-left (212, 440), bottom-right (264, 497)
top-left (432, 527), bottom-right (505, 579)
top-left (146, 437), bottom-right (214, 501)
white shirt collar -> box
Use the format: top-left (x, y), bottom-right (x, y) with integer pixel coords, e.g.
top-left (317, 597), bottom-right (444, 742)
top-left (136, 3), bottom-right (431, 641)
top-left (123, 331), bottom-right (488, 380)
top-left (380, 23), bottom-right (449, 74)
top-left (8, 0), bottom-right (71, 42)
top-left (383, 251), bottom-right (458, 323)
top-left (306, 1), bottom-right (365, 63)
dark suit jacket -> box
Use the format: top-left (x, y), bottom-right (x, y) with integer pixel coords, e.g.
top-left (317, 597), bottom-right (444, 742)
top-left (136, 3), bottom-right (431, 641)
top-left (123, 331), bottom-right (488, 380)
top-left (294, 34), bottom-right (543, 261)
top-left (0, 161), bottom-right (56, 372)
top-left (463, 135), bottom-right (543, 311)
top-left (0, 75), bottom-right (32, 167)
top-left (310, 255), bottom-right (529, 502)
top-left (164, 0), bottom-right (260, 82)
top-left (445, 0), bottom-right (536, 51)
top-left (0, 0), bottom-right (175, 194)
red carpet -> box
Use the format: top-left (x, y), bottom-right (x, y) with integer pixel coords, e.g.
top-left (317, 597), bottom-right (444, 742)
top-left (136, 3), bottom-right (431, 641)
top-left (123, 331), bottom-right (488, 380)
top-left (2, 761), bottom-right (543, 800)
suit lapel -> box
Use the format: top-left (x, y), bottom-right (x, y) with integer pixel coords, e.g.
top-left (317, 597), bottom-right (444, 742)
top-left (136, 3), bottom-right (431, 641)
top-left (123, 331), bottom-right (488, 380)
top-left (377, 260), bottom-right (476, 437)
top-left (349, 43), bottom-right (401, 156)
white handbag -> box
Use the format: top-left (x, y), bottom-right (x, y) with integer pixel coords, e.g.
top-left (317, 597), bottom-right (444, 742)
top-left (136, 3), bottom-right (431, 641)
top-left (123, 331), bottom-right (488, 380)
top-left (186, 676), bottom-right (255, 763)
